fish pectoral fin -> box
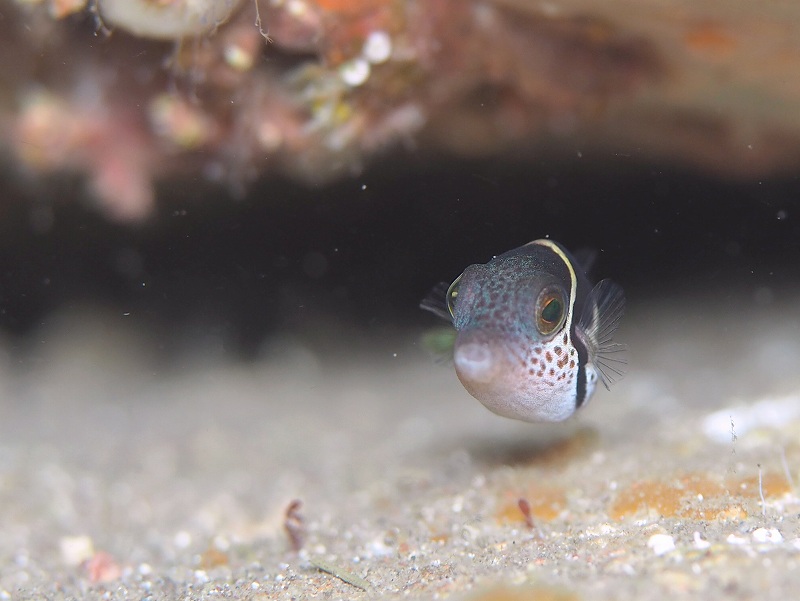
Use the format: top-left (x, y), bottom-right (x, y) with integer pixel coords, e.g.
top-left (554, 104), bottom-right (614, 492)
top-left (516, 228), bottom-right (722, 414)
top-left (421, 327), bottom-right (457, 364)
top-left (420, 281), bottom-right (453, 322)
top-left (578, 279), bottom-right (628, 389)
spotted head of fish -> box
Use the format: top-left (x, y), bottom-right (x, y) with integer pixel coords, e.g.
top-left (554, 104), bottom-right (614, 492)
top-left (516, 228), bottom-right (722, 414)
top-left (421, 239), bottom-right (626, 423)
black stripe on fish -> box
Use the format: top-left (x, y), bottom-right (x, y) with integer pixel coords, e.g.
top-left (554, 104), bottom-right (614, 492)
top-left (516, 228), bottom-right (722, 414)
top-left (572, 314), bottom-right (590, 410)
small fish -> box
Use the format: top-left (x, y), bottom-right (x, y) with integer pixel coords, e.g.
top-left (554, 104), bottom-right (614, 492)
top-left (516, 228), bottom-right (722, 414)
top-left (421, 239), bottom-right (626, 422)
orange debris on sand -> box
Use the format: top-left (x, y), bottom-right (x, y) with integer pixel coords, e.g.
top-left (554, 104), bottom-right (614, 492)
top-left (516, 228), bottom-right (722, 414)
top-left (610, 471), bottom-right (793, 521)
top-left (496, 488), bottom-right (566, 524)
top-left (685, 22), bottom-right (737, 59)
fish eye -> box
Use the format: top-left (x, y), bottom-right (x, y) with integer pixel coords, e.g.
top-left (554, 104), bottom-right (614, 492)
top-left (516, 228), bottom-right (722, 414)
top-left (536, 288), bottom-right (566, 335)
top-left (446, 274), bottom-right (462, 318)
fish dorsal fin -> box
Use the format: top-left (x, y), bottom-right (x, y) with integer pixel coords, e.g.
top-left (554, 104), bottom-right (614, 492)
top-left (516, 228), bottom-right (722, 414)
top-left (571, 248), bottom-right (598, 274)
top-left (420, 281), bottom-right (453, 323)
top-left (577, 279), bottom-right (627, 389)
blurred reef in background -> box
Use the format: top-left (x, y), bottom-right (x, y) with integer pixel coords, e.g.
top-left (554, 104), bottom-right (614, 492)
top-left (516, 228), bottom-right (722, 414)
top-left (3, 0), bottom-right (800, 221)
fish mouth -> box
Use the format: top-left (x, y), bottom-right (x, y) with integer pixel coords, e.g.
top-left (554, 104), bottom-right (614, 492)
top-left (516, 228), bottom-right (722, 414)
top-left (453, 328), bottom-right (523, 389)
top-left (453, 341), bottom-right (500, 385)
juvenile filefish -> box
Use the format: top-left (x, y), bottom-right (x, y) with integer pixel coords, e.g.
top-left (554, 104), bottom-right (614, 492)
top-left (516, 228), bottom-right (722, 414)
top-left (421, 239), bottom-right (626, 423)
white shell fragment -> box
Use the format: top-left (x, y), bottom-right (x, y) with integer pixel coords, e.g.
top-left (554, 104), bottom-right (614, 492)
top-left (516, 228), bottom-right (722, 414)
top-left (98, 0), bottom-right (244, 40)
top-left (647, 533), bottom-right (676, 556)
top-left (752, 528), bottom-right (783, 544)
top-left (60, 535), bottom-right (94, 566)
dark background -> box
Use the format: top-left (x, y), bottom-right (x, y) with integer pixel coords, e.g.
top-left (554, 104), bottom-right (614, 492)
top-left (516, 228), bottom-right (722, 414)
top-left (1, 153), bottom-right (798, 359)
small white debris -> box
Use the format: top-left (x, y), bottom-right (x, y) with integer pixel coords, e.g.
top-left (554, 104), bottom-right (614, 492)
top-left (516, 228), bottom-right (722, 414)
top-left (726, 533), bottom-right (748, 545)
top-left (585, 523), bottom-right (617, 538)
top-left (339, 58), bottom-right (371, 87)
top-left (363, 31), bottom-right (392, 64)
top-left (752, 528), bottom-right (783, 544)
top-left (138, 563), bottom-right (153, 576)
top-left (647, 534), bottom-right (675, 556)
top-left (174, 530), bottom-right (192, 549)
top-left (693, 532), bottom-right (711, 550)
top-left (194, 570), bottom-right (209, 584)
top-left (212, 536), bottom-right (230, 552)
top-left (367, 537), bottom-right (394, 558)
top-left (60, 535), bottom-right (94, 566)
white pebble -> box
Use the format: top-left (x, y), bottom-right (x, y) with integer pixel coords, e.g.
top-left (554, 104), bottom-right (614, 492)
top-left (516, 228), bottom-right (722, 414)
top-left (752, 527), bottom-right (783, 544)
top-left (363, 31), bottom-right (392, 64)
top-left (59, 535), bottom-right (94, 566)
top-left (647, 533), bottom-right (675, 556)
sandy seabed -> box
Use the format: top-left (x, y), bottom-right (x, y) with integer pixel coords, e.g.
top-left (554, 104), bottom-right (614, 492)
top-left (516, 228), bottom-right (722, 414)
top-left (1, 296), bottom-right (800, 601)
